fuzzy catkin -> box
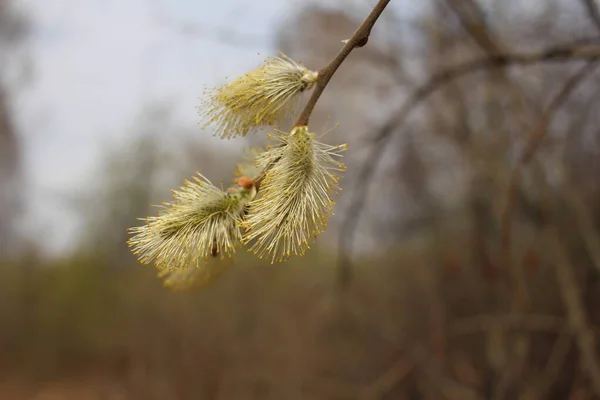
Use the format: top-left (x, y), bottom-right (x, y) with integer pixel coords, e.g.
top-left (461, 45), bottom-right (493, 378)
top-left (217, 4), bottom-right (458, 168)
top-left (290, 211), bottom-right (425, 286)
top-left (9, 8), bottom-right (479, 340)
top-left (128, 174), bottom-right (256, 270)
top-left (242, 126), bottom-right (347, 263)
top-left (199, 54), bottom-right (318, 138)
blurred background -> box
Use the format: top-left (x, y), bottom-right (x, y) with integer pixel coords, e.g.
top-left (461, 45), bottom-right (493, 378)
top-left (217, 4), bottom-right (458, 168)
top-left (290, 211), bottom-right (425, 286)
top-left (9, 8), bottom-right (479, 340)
top-left (1, 0), bottom-right (600, 398)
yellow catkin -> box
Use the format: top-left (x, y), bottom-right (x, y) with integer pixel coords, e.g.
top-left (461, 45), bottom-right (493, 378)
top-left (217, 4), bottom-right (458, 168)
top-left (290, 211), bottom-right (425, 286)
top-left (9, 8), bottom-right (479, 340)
top-left (242, 126), bottom-right (347, 263)
top-left (127, 173), bottom-right (256, 271)
top-left (199, 54), bottom-right (318, 139)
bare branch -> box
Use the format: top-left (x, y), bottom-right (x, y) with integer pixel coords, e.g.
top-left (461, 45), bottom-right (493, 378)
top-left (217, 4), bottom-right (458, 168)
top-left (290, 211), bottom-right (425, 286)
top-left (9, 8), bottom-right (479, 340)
top-left (254, 0), bottom-right (392, 192)
top-left (337, 44), bottom-right (600, 289)
top-left (500, 61), bottom-right (599, 306)
top-left (294, 0), bottom-right (392, 126)
top-left (444, 0), bottom-right (503, 54)
top-left (368, 45), bottom-right (600, 150)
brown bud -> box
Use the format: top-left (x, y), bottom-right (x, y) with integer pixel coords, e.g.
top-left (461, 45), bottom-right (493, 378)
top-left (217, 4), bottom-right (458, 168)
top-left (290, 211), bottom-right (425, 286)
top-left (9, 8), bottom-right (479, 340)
top-left (236, 176), bottom-right (255, 190)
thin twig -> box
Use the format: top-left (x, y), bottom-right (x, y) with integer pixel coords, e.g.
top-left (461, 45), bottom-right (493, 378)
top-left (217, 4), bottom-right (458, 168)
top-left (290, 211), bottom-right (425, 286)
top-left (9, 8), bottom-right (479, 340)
top-left (337, 119), bottom-right (397, 288)
top-left (254, 0), bottom-right (391, 192)
top-left (371, 44), bottom-right (600, 146)
top-left (444, 0), bottom-right (502, 54)
top-left (500, 61), bottom-right (599, 308)
top-left (294, 0), bottom-right (392, 127)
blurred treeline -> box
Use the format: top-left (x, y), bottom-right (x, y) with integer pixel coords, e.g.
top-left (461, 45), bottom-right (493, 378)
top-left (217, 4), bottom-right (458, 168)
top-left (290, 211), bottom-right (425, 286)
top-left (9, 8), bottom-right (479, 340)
top-left (2, 0), bottom-right (600, 399)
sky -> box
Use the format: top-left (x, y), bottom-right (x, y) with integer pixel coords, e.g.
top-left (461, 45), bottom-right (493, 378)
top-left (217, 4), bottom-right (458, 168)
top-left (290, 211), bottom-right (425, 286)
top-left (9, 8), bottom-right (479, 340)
top-left (12, 0), bottom-right (292, 253)
top-left (10, 0), bottom-right (416, 254)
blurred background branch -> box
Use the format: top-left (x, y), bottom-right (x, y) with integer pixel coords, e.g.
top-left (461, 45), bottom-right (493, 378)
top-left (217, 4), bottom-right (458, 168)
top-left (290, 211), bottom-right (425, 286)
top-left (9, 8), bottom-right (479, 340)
top-left (339, 42), bottom-right (600, 291)
top-left (581, 0), bottom-right (600, 34)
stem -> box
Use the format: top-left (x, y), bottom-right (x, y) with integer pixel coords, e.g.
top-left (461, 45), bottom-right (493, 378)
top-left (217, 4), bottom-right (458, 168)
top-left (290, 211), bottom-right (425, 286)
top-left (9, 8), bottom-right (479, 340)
top-left (294, 0), bottom-right (392, 127)
top-left (254, 0), bottom-right (392, 191)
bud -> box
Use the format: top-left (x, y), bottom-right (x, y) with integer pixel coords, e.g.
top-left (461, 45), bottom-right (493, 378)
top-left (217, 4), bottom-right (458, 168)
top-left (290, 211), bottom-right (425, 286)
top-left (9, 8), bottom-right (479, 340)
top-left (242, 126), bottom-right (347, 263)
top-left (199, 54), bottom-right (318, 139)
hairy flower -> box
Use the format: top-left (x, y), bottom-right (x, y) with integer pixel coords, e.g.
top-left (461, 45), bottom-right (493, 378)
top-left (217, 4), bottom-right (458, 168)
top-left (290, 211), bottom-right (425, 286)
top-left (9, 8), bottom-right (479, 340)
top-left (128, 174), bottom-right (256, 270)
top-left (199, 54), bottom-right (318, 139)
top-left (242, 126), bottom-right (347, 263)
top-left (157, 256), bottom-right (234, 291)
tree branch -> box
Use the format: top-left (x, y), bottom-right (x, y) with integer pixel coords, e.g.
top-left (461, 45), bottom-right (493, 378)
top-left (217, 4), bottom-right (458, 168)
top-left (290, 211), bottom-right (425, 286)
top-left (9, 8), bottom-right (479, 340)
top-left (500, 61), bottom-right (598, 306)
top-left (337, 44), bottom-right (600, 289)
top-left (444, 0), bottom-right (502, 54)
top-left (372, 44), bottom-right (600, 145)
top-left (294, 0), bottom-right (391, 127)
top-left (254, 0), bottom-right (391, 190)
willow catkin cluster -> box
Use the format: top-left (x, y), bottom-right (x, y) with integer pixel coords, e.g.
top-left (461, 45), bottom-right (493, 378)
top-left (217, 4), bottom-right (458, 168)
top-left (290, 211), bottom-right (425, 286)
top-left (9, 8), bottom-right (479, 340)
top-left (129, 50), bottom-right (351, 290)
top-left (242, 126), bottom-right (347, 263)
top-left (127, 174), bottom-right (256, 271)
top-left (199, 54), bottom-right (318, 139)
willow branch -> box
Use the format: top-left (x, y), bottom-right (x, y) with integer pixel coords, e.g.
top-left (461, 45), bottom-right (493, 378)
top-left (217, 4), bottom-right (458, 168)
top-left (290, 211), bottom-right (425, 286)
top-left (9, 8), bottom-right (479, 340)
top-left (254, 0), bottom-right (391, 190)
top-left (294, 0), bottom-right (391, 127)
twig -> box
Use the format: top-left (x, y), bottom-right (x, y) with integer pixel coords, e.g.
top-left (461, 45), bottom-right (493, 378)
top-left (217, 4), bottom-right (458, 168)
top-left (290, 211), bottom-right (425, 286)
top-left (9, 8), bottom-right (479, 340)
top-left (582, 0), bottom-right (600, 35)
top-left (253, 0), bottom-right (391, 192)
top-left (294, 0), bottom-right (391, 127)
top-left (338, 44), bottom-right (600, 289)
top-left (546, 226), bottom-right (600, 397)
top-left (444, 0), bottom-right (502, 54)
top-left (500, 61), bottom-right (599, 308)
top-left (337, 119), bottom-right (397, 288)
top-left (370, 44), bottom-right (600, 146)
